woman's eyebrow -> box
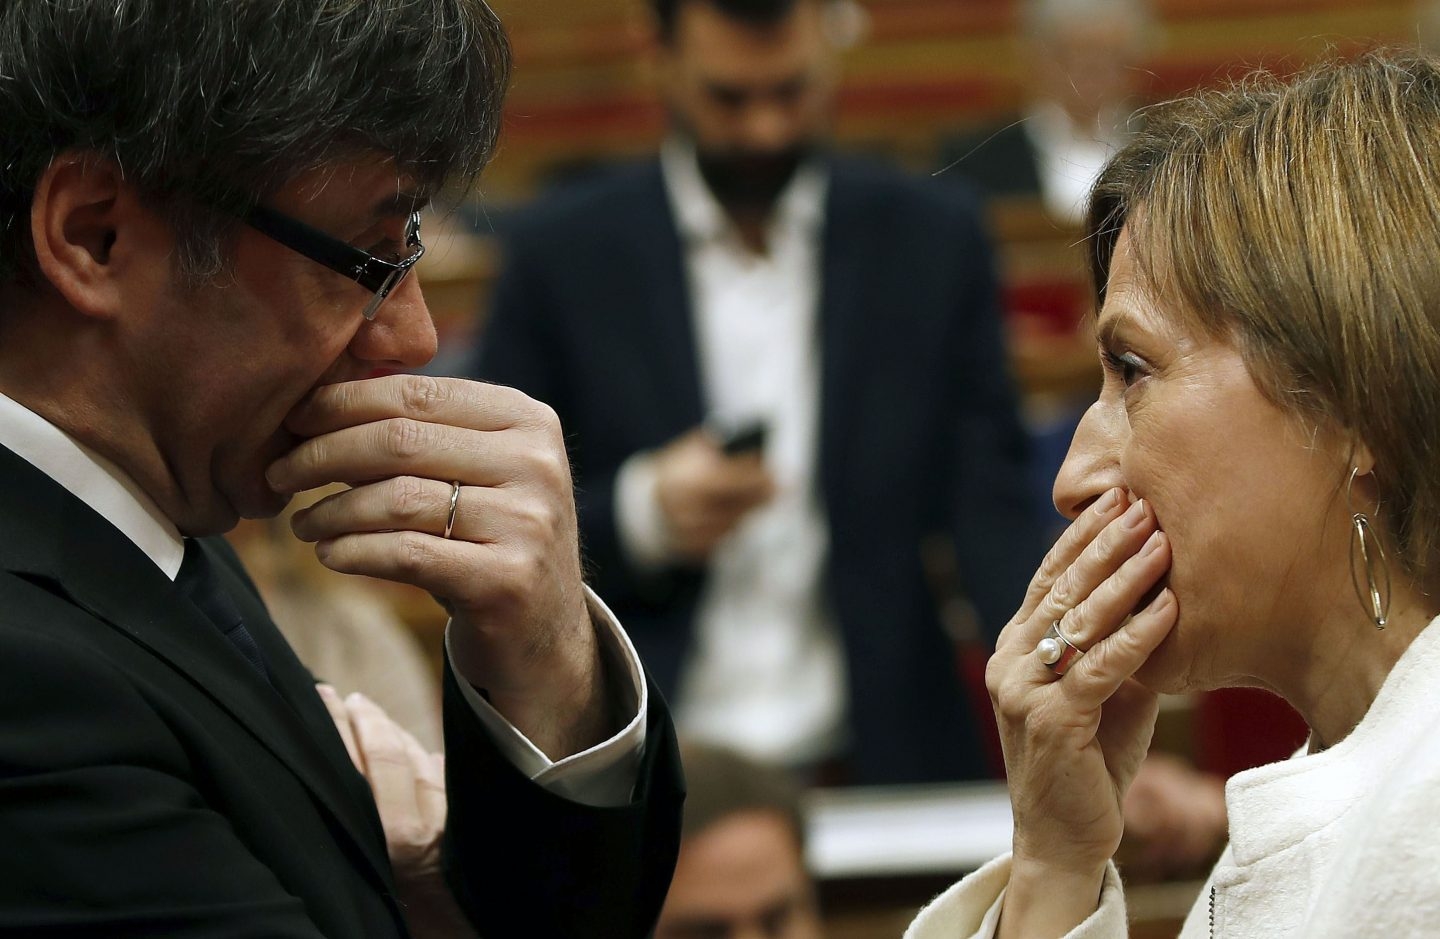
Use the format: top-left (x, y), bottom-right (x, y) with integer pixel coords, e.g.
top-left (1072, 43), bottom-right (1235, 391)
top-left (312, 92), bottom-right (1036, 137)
top-left (1096, 309), bottom-right (1134, 348)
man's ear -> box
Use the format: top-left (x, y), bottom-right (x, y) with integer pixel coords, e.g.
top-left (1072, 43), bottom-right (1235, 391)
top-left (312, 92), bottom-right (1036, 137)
top-left (29, 153), bottom-right (165, 320)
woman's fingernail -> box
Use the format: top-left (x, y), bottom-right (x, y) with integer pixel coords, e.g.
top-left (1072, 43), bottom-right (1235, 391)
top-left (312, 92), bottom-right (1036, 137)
top-left (1121, 499), bottom-right (1148, 530)
top-left (1140, 530), bottom-right (1166, 557)
top-left (1143, 588), bottom-right (1174, 615)
top-left (1093, 489), bottom-right (1122, 515)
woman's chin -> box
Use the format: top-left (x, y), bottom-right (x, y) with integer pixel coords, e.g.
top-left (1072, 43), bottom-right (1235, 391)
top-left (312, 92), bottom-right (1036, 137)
top-left (1131, 630), bottom-right (1203, 696)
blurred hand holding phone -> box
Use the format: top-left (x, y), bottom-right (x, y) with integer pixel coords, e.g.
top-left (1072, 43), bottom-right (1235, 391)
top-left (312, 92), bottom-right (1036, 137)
top-left (709, 418), bottom-right (768, 457)
top-left (649, 421), bottom-right (775, 563)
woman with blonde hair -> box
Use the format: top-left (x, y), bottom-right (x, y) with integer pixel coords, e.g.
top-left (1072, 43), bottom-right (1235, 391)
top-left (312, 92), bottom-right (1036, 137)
top-left (908, 50), bottom-right (1440, 937)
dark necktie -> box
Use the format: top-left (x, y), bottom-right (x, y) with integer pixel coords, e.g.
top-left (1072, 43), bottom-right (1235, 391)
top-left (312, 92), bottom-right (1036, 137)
top-left (177, 539), bottom-right (269, 682)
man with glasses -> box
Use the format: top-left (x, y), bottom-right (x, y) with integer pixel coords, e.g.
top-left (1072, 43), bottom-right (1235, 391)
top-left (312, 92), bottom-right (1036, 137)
top-left (0, 3), bottom-right (680, 937)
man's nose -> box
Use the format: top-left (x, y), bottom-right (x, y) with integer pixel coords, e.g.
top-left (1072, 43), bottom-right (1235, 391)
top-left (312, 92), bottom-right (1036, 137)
top-left (1052, 398), bottom-right (1126, 520)
top-left (349, 274), bottom-right (438, 371)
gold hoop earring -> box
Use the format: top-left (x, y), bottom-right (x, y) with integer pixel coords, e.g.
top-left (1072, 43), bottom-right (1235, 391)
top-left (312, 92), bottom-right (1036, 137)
top-left (1347, 467), bottom-right (1391, 629)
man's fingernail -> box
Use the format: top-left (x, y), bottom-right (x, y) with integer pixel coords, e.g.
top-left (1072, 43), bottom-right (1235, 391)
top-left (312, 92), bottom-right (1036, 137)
top-left (1121, 499), bottom-right (1148, 530)
top-left (1093, 489), bottom-right (1122, 515)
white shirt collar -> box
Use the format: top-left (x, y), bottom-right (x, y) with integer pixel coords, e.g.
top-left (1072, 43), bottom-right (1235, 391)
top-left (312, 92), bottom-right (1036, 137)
top-left (659, 136), bottom-right (828, 247)
top-left (0, 391), bottom-right (185, 579)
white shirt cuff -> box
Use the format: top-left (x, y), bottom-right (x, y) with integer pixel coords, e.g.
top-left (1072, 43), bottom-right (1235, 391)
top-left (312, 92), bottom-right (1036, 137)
top-left (444, 586), bottom-right (648, 808)
top-left (614, 451), bottom-right (672, 570)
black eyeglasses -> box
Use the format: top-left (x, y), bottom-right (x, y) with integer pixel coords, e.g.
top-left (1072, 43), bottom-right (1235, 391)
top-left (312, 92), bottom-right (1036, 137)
top-left (240, 203), bottom-right (426, 320)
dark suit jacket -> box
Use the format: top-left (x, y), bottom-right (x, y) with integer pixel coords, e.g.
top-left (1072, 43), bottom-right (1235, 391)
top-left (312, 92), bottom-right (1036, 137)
top-left (937, 120), bottom-right (1044, 201)
top-left (0, 444), bottom-right (683, 938)
top-left (475, 156), bottom-right (1044, 784)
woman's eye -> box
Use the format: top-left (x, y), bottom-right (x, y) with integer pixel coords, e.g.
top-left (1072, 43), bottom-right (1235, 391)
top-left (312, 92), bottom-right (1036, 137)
top-left (1101, 348), bottom-right (1146, 387)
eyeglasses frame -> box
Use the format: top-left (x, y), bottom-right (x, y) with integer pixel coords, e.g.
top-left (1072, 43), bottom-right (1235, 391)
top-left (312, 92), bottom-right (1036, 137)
top-left (240, 202), bottom-right (426, 320)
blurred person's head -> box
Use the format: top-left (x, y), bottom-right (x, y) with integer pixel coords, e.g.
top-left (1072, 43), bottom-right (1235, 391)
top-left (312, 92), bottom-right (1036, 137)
top-left (1023, 0), bottom-right (1155, 129)
top-left (1420, 0), bottom-right (1440, 52)
top-left (650, 0), bottom-right (842, 214)
top-left (657, 743), bottom-right (821, 939)
top-left (0, 1), bottom-right (509, 533)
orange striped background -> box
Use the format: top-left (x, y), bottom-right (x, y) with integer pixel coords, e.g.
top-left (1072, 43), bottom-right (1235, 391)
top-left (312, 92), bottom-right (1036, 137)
top-left (479, 0), bottom-right (1415, 198)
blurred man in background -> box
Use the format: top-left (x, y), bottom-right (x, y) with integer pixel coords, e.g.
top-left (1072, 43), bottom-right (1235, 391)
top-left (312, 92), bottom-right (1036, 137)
top-left (657, 742), bottom-right (823, 939)
top-left (474, 0), bottom-right (1042, 785)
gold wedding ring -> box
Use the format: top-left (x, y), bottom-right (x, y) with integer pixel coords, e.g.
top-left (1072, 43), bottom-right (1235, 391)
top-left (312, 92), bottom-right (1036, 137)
top-left (443, 481), bottom-right (461, 540)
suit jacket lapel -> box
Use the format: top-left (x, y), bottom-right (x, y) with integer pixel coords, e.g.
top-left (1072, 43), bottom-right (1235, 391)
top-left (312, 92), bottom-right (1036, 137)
top-left (204, 539), bottom-right (393, 859)
top-left (638, 161), bottom-right (706, 427)
top-left (0, 445), bottom-right (394, 894)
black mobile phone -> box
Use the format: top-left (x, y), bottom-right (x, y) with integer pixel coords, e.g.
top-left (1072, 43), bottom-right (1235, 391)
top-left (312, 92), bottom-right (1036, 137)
top-left (716, 420), bottom-right (768, 456)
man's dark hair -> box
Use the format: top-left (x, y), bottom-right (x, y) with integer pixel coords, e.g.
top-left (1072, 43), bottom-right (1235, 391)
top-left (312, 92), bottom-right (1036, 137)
top-left (652, 0), bottom-right (804, 42)
top-left (678, 742), bottom-right (807, 851)
top-left (0, 0), bottom-right (511, 285)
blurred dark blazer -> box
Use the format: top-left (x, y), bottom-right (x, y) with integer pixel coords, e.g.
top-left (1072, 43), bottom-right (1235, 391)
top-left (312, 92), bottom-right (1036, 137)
top-left (476, 156), bottom-right (1044, 785)
top-left (938, 120), bottom-right (1044, 201)
top-left (0, 444), bottom-right (683, 938)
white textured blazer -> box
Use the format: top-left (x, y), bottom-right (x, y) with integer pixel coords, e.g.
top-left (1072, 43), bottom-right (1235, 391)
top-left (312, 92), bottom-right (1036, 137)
top-left (906, 614), bottom-right (1440, 939)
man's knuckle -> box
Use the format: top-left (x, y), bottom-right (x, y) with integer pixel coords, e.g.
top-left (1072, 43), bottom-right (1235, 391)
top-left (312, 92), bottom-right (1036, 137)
top-left (400, 374), bottom-right (446, 415)
top-left (515, 499), bottom-right (559, 540)
top-left (529, 399), bottom-right (562, 433)
top-left (526, 447), bottom-right (571, 490)
top-left (390, 477), bottom-right (428, 523)
top-left (395, 532), bottom-right (430, 575)
top-left (384, 419), bottom-right (426, 460)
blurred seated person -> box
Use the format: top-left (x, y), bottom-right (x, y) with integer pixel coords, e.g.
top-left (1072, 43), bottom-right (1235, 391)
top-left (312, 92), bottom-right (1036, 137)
top-left (1120, 750), bottom-right (1226, 882)
top-left (939, 0), bottom-right (1155, 226)
top-left (657, 742), bottom-right (822, 939)
top-left (229, 492), bottom-right (442, 751)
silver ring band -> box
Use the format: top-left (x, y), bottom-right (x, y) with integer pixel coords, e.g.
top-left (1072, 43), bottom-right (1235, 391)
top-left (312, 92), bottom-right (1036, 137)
top-left (1036, 620), bottom-right (1084, 676)
top-left (443, 481), bottom-right (461, 540)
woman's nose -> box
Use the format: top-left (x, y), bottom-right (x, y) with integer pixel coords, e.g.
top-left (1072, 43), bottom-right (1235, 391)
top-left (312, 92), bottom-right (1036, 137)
top-left (1053, 399), bottom-right (1126, 520)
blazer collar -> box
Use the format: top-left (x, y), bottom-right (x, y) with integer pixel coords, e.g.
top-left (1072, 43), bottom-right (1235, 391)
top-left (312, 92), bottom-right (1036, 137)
top-left (0, 444), bottom-right (397, 904)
